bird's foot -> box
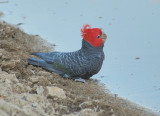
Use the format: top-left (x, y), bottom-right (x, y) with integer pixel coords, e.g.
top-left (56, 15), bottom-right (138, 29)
top-left (74, 78), bottom-right (87, 84)
top-left (62, 74), bottom-right (71, 78)
top-left (63, 74), bottom-right (87, 84)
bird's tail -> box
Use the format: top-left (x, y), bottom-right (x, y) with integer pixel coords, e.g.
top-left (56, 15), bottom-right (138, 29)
top-left (28, 58), bottom-right (47, 67)
top-left (27, 58), bottom-right (63, 75)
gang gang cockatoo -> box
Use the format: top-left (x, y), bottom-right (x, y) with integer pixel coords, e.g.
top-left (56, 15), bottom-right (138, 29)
top-left (28, 24), bottom-right (107, 82)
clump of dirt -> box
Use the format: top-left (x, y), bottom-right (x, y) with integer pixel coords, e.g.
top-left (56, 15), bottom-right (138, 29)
top-left (0, 21), bottom-right (158, 116)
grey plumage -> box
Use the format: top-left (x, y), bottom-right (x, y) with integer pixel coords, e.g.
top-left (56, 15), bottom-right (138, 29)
top-left (28, 39), bottom-right (104, 79)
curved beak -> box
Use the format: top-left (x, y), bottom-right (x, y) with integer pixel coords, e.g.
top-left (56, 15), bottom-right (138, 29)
top-left (101, 31), bottom-right (107, 43)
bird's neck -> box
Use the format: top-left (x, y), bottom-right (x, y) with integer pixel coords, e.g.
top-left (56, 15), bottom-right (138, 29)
top-left (81, 39), bottom-right (104, 52)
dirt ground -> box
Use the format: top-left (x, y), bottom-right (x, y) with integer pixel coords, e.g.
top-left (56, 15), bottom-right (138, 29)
top-left (0, 21), bottom-right (159, 116)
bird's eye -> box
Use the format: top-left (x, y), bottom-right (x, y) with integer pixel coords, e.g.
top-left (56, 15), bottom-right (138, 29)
top-left (97, 35), bottom-right (100, 38)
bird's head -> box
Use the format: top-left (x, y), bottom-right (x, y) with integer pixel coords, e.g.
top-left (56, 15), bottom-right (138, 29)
top-left (81, 24), bottom-right (107, 47)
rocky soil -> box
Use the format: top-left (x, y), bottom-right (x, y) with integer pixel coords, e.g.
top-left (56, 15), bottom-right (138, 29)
top-left (0, 21), bottom-right (159, 116)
